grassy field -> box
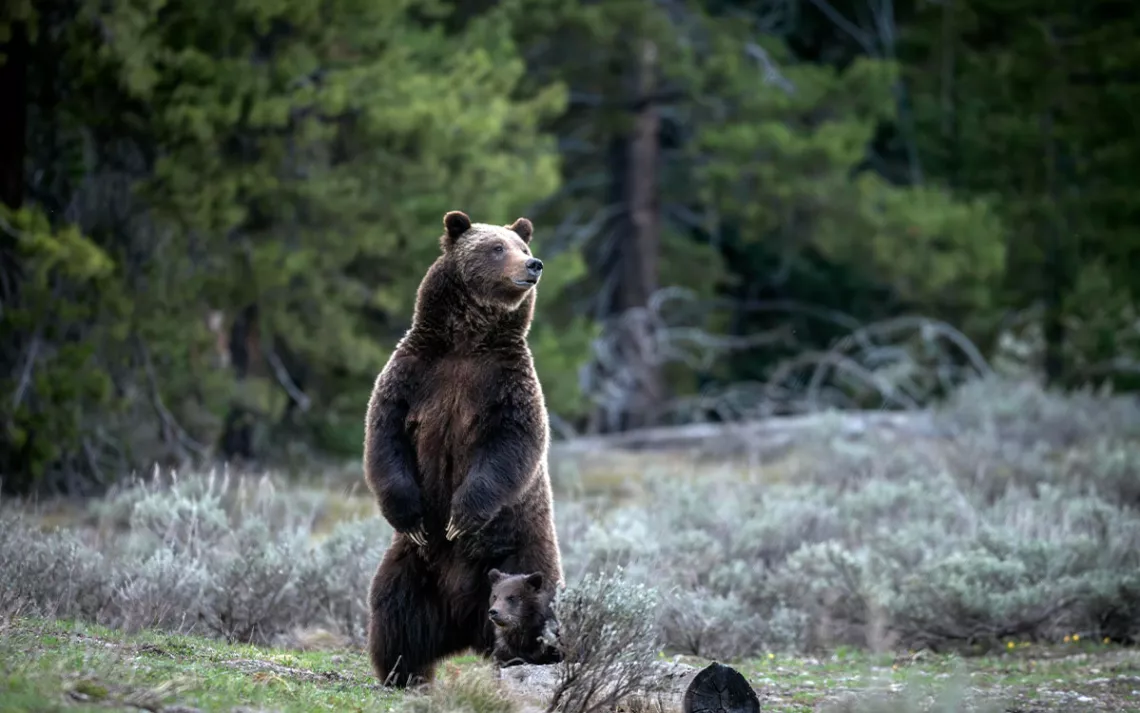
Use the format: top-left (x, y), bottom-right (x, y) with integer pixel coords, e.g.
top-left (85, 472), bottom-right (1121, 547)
top-left (2, 617), bottom-right (1139, 713)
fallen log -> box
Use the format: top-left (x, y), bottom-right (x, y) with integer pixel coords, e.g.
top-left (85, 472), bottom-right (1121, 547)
top-left (550, 410), bottom-right (944, 459)
top-left (497, 661), bottom-right (761, 713)
top-left (682, 662), bottom-right (760, 713)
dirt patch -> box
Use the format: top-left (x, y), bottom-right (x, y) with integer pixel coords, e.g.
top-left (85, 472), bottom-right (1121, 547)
top-left (220, 657), bottom-right (351, 684)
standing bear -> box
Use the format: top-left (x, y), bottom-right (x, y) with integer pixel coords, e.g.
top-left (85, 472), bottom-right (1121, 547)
top-left (363, 210), bottom-right (564, 687)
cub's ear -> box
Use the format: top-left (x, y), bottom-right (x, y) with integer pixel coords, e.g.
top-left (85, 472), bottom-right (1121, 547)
top-left (442, 211), bottom-right (473, 248)
top-left (525, 573), bottom-right (544, 591)
top-left (488, 568), bottom-right (505, 585)
top-left (507, 217), bottom-right (533, 244)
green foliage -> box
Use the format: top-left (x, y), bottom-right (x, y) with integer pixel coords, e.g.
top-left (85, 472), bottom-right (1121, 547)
top-left (695, 36), bottom-right (1006, 325)
top-left (0, 206), bottom-right (128, 491)
top-left (822, 179), bottom-right (1005, 319)
top-left (92, 0), bottom-right (567, 374)
top-left (8, 0), bottom-right (585, 487)
top-left (9, 0), bottom-right (1140, 484)
top-left (1062, 259), bottom-right (1140, 387)
top-left (0, 0), bottom-right (35, 42)
top-left (899, 0), bottom-right (1140, 384)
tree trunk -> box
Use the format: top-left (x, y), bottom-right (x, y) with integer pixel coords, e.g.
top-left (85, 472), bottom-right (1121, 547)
top-left (221, 305), bottom-right (260, 462)
top-left (1040, 23), bottom-right (1068, 387)
top-left (589, 38), bottom-right (664, 433)
top-left (618, 39), bottom-right (664, 430)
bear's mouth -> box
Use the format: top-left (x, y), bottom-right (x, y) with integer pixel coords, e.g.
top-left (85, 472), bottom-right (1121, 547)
top-left (512, 278), bottom-right (538, 288)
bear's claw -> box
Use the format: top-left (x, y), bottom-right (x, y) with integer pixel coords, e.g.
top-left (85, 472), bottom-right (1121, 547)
top-left (407, 524), bottom-right (429, 547)
top-left (444, 516), bottom-right (467, 541)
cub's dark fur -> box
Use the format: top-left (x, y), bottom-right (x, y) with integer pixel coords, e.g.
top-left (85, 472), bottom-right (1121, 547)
top-left (488, 568), bottom-right (563, 667)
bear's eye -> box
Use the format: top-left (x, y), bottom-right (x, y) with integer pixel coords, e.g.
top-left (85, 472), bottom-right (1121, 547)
top-left (493, 244), bottom-right (505, 254)
top-left (507, 595), bottom-right (518, 604)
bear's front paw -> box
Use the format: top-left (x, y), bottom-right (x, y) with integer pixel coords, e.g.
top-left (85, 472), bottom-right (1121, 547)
top-left (403, 522), bottom-right (429, 547)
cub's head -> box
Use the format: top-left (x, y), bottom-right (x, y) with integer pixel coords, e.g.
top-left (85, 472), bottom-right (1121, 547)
top-left (487, 568), bottom-right (546, 630)
top-left (440, 210), bottom-right (542, 311)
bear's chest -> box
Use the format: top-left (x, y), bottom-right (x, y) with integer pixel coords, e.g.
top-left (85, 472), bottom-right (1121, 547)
top-left (406, 357), bottom-right (496, 485)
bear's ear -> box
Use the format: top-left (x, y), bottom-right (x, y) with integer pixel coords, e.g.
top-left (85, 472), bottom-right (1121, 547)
top-left (507, 217), bottom-right (533, 244)
top-left (488, 568), bottom-right (504, 584)
top-left (443, 211), bottom-right (473, 245)
top-left (525, 573), bottom-right (544, 591)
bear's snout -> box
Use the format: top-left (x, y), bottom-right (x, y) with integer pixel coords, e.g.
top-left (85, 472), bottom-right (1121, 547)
top-left (489, 608), bottom-right (509, 627)
top-left (525, 258), bottom-right (543, 278)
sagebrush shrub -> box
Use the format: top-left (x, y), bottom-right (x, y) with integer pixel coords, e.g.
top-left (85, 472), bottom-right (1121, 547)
top-left (550, 378), bottom-right (1140, 655)
top-left (0, 469), bottom-right (393, 646)
top-left (547, 569), bottom-right (662, 713)
top-left (0, 511), bottom-right (116, 621)
top-left (2, 376), bottom-right (1139, 660)
top-left (295, 516), bottom-right (390, 645)
top-left (115, 546), bottom-right (210, 633)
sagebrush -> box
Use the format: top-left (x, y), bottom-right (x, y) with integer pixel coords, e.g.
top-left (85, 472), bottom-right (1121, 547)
top-left (545, 569), bottom-right (662, 713)
top-left (1, 376), bottom-right (1138, 660)
top-left (0, 469), bottom-right (389, 646)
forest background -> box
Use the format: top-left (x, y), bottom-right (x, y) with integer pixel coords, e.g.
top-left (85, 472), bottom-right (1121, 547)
top-left (3, 0), bottom-right (1137, 494)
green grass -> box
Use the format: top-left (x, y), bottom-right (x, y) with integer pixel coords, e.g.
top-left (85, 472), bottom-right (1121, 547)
top-left (2, 617), bottom-right (1138, 713)
top-left (726, 643), bottom-right (1140, 712)
top-left (0, 617), bottom-right (411, 712)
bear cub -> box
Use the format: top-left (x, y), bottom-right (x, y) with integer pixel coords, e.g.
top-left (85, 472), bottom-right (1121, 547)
top-left (487, 568), bottom-right (563, 667)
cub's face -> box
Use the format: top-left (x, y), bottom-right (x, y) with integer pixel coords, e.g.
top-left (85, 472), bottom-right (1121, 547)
top-left (441, 211), bottom-right (543, 310)
top-left (487, 569), bottom-right (545, 629)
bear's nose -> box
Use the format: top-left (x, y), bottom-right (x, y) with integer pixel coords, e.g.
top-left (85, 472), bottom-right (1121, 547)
top-left (525, 258), bottom-right (543, 276)
top-left (488, 608), bottom-right (499, 617)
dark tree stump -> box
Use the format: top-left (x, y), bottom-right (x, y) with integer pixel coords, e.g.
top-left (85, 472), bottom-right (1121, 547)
top-left (681, 662), bottom-right (761, 713)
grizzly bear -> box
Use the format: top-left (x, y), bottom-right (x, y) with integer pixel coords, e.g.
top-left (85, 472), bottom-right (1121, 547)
top-left (363, 210), bottom-right (564, 687)
top-left (487, 568), bottom-right (563, 667)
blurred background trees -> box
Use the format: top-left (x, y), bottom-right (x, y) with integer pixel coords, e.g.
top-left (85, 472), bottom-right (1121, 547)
top-left (3, 0), bottom-right (1138, 494)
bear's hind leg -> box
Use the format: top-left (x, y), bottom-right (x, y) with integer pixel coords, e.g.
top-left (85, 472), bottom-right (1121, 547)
top-left (368, 542), bottom-right (451, 687)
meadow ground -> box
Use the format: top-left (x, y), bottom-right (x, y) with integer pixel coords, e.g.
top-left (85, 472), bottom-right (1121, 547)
top-left (2, 377), bottom-right (1140, 712)
top-left (2, 617), bottom-right (1139, 712)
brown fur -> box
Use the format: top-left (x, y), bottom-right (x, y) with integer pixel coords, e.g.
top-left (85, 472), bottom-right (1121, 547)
top-left (363, 210), bottom-right (563, 687)
top-left (487, 568), bottom-right (563, 667)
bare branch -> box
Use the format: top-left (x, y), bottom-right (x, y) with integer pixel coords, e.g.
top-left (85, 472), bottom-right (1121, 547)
top-left (263, 345), bottom-right (311, 413)
top-left (136, 338), bottom-right (208, 460)
top-left (10, 327), bottom-right (42, 411)
top-left (744, 42), bottom-right (797, 94)
top-left (807, 0), bottom-right (879, 56)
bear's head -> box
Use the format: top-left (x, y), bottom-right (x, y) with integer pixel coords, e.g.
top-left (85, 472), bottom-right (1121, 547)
top-left (439, 210), bottom-right (542, 312)
top-left (487, 568), bottom-right (547, 630)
